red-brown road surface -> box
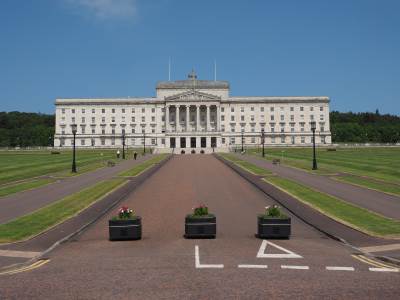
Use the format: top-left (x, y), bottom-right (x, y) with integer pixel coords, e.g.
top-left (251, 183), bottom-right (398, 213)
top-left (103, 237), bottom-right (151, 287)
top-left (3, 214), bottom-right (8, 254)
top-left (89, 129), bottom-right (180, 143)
top-left (0, 155), bottom-right (399, 299)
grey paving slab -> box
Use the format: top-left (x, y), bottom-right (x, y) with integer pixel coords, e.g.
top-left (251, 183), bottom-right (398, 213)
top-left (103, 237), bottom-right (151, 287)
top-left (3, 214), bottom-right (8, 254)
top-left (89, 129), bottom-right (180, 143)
top-left (237, 154), bottom-right (400, 220)
top-left (0, 154), bottom-right (152, 224)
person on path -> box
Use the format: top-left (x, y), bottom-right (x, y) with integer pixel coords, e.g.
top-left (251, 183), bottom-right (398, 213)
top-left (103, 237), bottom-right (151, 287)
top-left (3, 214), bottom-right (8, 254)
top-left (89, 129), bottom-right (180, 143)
top-left (117, 149), bottom-right (120, 159)
top-left (134, 152), bottom-right (137, 160)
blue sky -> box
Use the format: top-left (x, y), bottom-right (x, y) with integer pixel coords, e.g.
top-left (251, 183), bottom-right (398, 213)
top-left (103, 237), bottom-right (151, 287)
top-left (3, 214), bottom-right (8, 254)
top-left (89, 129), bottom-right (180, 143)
top-left (0, 0), bottom-right (399, 115)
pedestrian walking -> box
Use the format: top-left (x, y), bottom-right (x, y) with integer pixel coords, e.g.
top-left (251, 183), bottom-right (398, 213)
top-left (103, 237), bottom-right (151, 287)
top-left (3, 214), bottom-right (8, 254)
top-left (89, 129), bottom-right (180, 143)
top-left (117, 149), bottom-right (120, 159)
top-left (134, 152), bottom-right (137, 160)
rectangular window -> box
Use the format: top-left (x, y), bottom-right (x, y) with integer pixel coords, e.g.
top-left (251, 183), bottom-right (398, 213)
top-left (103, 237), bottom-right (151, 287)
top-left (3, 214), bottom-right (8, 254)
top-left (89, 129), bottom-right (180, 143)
top-left (222, 137), bottom-right (225, 144)
top-left (82, 109), bottom-right (85, 113)
top-left (290, 115), bottom-right (294, 121)
top-left (231, 127), bottom-right (235, 133)
top-left (251, 137), bottom-right (255, 143)
top-left (102, 128), bottom-right (105, 134)
top-left (221, 125), bottom-right (225, 132)
top-left (280, 107), bottom-right (284, 111)
top-left (81, 117), bottom-right (85, 123)
top-left (111, 138), bottom-right (115, 146)
top-left (111, 117), bottom-right (115, 123)
top-left (152, 116), bottom-right (155, 122)
top-left (112, 108), bottom-right (115, 113)
top-left (122, 116), bottom-right (126, 122)
top-left (270, 107), bottom-right (274, 112)
top-left (141, 116), bottom-right (145, 122)
top-left (271, 127), bottom-right (275, 133)
top-left (231, 115), bottom-right (235, 121)
top-left (241, 115), bottom-right (245, 121)
top-left (221, 115), bottom-right (225, 121)
top-left (122, 108), bottom-right (125, 113)
top-left (102, 109), bottom-right (105, 114)
top-left (102, 117), bottom-right (105, 123)
top-left (92, 117), bottom-right (95, 123)
top-left (310, 115), bottom-right (315, 121)
top-left (280, 115), bottom-right (284, 121)
top-left (92, 109), bottom-right (95, 114)
top-left (151, 108), bottom-right (155, 113)
top-left (301, 136), bottom-right (305, 143)
top-left (260, 107), bottom-right (264, 112)
top-left (320, 114), bottom-right (324, 121)
top-left (132, 108), bottom-right (135, 113)
top-left (72, 117), bottom-right (75, 123)
top-left (111, 128), bottom-right (115, 134)
top-left (62, 108), bottom-right (65, 114)
top-left (142, 108), bottom-right (145, 113)
top-left (281, 136), bottom-right (285, 143)
top-left (290, 107), bottom-right (294, 112)
top-left (300, 107), bottom-right (304, 111)
top-left (271, 137), bottom-right (275, 143)
top-left (241, 107), bottom-right (244, 112)
top-left (131, 128), bottom-right (135, 133)
top-left (251, 115), bottom-right (255, 122)
top-left (72, 109), bottom-right (75, 114)
top-left (221, 107), bottom-right (225, 112)
top-left (251, 126), bottom-right (255, 133)
top-left (230, 137), bottom-right (235, 145)
top-left (270, 115), bottom-right (274, 121)
top-left (91, 128), bottom-right (95, 134)
top-left (131, 116), bottom-right (135, 122)
top-left (320, 106), bottom-right (324, 111)
top-left (231, 107), bottom-right (234, 112)
top-left (101, 138), bottom-right (105, 146)
top-left (81, 139), bottom-right (85, 146)
top-left (151, 138), bottom-right (156, 145)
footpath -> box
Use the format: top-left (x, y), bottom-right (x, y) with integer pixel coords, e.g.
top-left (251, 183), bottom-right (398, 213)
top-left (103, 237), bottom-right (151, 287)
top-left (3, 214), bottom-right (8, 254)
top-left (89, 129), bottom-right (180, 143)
top-left (0, 154), bottom-right (171, 271)
top-left (0, 155), bottom-right (151, 224)
top-left (236, 154), bottom-right (400, 220)
top-left (216, 154), bottom-right (400, 265)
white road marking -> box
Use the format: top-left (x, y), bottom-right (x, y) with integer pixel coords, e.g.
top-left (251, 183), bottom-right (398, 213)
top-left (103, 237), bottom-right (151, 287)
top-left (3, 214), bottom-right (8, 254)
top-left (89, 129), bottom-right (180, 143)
top-left (195, 245), bottom-right (224, 269)
top-left (281, 265), bottom-right (309, 270)
top-left (326, 266), bottom-right (355, 271)
top-left (0, 250), bottom-right (41, 259)
top-left (369, 267), bottom-right (399, 272)
top-left (238, 264), bottom-right (268, 269)
top-left (256, 240), bottom-right (302, 259)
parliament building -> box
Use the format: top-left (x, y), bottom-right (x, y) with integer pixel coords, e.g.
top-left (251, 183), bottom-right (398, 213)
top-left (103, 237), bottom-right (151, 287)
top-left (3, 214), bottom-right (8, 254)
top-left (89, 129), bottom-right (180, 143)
top-left (54, 71), bottom-right (331, 153)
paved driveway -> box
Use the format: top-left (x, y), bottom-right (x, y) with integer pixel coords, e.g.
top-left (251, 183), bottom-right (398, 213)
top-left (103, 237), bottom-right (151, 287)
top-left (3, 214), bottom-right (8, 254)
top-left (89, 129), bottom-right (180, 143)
top-left (0, 155), bottom-right (398, 299)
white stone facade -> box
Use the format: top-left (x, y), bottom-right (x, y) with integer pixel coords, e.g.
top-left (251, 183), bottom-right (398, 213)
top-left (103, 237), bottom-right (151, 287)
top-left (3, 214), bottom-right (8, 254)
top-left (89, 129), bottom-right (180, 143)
top-left (54, 72), bottom-right (331, 152)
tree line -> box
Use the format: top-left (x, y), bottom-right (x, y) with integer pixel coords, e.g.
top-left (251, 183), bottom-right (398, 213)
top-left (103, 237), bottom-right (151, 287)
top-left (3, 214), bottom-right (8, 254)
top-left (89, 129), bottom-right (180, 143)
top-left (0, 110), bottom-right (399, 147)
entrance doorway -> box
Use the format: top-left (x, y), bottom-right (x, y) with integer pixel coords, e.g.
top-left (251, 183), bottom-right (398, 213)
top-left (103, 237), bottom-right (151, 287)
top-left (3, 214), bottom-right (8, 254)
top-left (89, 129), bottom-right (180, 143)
top-left (201, 137), bottom-right (207, 148)
top-left (170, 137), bottom-right (176, 148)
top-left (190, 137), bottom-right (196, 148)
top-left (211, 137), bottom-right (216, 148)
top-left (180, 137), bottom-right (186, 148)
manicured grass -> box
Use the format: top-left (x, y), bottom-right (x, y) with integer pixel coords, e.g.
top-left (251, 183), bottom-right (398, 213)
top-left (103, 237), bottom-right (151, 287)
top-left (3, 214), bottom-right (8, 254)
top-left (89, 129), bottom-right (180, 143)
top-left (219, 153), bottom-right (271, 176)
top-left (333, 175), bottom-right (400, 197)
top-left (263, 175), bottom-right (400, 238)
top-left (118, 154), bottom-right (169, 177)
top-left (0, 178), bottom-right (127, 243)
top-left (0, 178), bottom-right (56, 198)
top-left (248, 147), bottom-right (400, 184)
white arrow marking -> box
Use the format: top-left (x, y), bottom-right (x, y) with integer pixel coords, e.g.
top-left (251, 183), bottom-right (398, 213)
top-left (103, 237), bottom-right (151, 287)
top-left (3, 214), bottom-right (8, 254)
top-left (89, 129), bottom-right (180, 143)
top-left (195, 245), bottom-right (224, 269)
top-left (256, 240), bottom-right (302, 258)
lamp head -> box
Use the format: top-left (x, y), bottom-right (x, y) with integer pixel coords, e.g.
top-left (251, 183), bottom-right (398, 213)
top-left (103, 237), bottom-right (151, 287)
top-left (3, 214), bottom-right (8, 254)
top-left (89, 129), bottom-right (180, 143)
top-left (71, 124), bottom-right (77, 134)
top-left (310, 121), bottom-right (316, 131)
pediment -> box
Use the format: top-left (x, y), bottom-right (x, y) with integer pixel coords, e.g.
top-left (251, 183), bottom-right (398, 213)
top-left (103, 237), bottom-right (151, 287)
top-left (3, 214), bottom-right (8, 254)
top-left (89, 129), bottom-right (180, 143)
top-left (165, 90), bottom-right (221, 102)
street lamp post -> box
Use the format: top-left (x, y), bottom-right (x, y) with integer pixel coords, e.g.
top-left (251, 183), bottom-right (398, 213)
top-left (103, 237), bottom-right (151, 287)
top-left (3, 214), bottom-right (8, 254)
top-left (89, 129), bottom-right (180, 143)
top-left (261, 128), bottom-right (265, 158)
top-left (122, 131), bottom-right (126, 159)
top-left (311, 121), bottom-right (317, 170)
top-left (241, 131), bottom-right (244, 152)
top-left (143, 132), bottom-right (146, 154)
top-left (71, 124), bottom-right (77, 173)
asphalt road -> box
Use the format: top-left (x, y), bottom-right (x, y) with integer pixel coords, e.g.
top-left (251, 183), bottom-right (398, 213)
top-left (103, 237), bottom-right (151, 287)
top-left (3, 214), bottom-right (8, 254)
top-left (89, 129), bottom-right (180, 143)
top-left (0, 155), bottom-right (398, 299)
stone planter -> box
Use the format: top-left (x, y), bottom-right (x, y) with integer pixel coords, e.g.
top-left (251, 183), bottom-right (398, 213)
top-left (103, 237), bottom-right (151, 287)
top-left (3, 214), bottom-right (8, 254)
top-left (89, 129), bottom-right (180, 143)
top-left (184, 215), bottom-right (216, 239)
top-left (109, 217), bottom-right (142, 241)
top-left (256, 216), bottom-right (291, 239)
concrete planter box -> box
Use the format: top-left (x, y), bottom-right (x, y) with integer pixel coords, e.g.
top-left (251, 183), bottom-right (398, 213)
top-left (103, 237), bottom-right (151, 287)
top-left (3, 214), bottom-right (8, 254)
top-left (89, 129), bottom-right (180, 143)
top-left (109, 217), bottom-right (142, 241)
top-left (256, 216), bottom-right (291, 239)
top-left (184, 215), bottom-right (216, 239)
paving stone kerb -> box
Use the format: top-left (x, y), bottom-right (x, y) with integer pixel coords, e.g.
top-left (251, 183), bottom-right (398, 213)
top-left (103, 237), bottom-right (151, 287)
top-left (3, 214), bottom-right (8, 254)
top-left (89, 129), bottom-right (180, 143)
top-left (0, 155), bottom-right (172, 270)
top-left (0, 154), bottom-right (152, 224)
top-left (215, 155), bottom-right (399, 251)
top-left (237, 154), bottom-right (400, 220)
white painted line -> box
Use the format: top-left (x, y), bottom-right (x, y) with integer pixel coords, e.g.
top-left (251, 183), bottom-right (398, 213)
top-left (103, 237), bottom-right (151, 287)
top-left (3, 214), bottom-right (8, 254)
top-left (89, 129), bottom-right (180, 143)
top-left (0, 250), bottom-right (41, 259)
top-left (238, 264), bottom-right (268, 269)
top-left (369, 267), bottom-right (399, 273)
top-left (326, 266), bottom-right (355, 271)
top-left (195, 245), bottom-right (224, 269)
top-left (256, 240), bottom-right (302, 259)
top-left (281, 265), bottom-right (309, 270)
top-left (359, 243), bottom-right (400, 253)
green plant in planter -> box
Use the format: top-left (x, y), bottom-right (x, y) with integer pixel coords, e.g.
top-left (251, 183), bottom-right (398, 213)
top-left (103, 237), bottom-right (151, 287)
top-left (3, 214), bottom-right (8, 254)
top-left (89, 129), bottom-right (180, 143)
top-left (189, 204), bottom-right (214, 217)
top-left (260, 205), bottom-right (288, 219)
top-left (111, 206), bottom-right (136, 220)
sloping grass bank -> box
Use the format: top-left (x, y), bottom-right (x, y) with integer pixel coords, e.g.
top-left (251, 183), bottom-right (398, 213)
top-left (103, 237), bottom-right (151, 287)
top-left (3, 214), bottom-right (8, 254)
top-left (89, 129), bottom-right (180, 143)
top-left (219, 153), bottom-right (271, 176)
top-left (118, 154), bottom-right (169, 177)
top-left (0, 178), bottom-right (127, 243)
top-left (263, 176), bottom-right (400, 238)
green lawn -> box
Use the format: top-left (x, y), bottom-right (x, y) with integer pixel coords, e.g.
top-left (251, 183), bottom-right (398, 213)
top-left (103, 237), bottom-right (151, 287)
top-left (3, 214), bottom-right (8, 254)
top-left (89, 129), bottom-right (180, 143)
top-left (332, 175), bottom-right (400, 196)
top-left (0, 178), bottom-right (56, 198)
top-left (219, 153), bottom-right (272, 176)
top-left (248, 147), bottom-right (400, 184)
top-left (0, 178), bottom-right (127, 243)
top-left (118, 154), bottom-right (169, 177)
top-left (0, 149), bottom-right (142, 185)
top-left (263, 175), bottom-right (400, 238)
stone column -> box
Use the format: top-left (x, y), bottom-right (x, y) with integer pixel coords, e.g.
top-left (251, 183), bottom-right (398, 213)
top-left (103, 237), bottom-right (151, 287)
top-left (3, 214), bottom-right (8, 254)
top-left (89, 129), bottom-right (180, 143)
top-left (165, 105), bottom-right (169, 132)
top-left (216, 105), bottom-right (220, 132)
top-left (196, 105), bottom-right (200, 132)
top-left (186, 105), bottom-right (190, 132)
top-left (206, 105), bottom-right (210, 132)
top-left (175, 105), bottom-right (179, 132)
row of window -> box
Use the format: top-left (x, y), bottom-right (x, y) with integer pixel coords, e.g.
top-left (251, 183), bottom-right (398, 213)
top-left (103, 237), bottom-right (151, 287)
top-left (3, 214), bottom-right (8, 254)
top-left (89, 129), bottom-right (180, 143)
top-left (222, 114), bottom-right (324, 122)
top-left (61, 106), bottom-right (325, 115)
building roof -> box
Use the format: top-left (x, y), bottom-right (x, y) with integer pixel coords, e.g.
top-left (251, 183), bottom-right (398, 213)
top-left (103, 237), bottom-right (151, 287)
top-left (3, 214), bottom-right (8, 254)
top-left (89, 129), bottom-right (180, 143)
top-left (157, 70), bottom-right (229, 89)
